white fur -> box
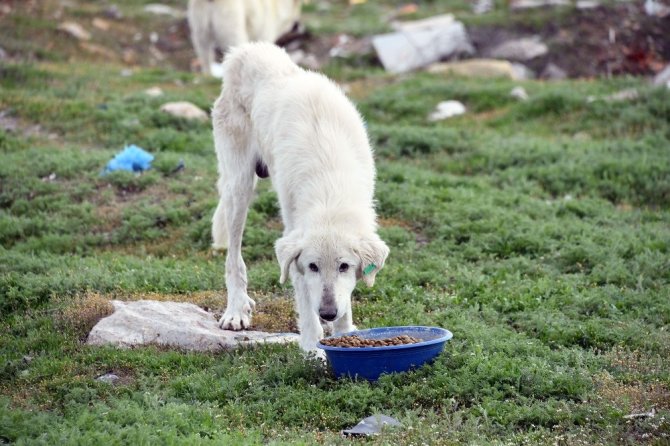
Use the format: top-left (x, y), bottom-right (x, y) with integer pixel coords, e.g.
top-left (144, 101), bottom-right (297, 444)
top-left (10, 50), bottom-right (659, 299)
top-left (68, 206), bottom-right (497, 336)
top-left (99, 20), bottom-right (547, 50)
top-left (187, 0), bottom-right (302, 75)
top-left (211, 43), bottom-right (390, 356)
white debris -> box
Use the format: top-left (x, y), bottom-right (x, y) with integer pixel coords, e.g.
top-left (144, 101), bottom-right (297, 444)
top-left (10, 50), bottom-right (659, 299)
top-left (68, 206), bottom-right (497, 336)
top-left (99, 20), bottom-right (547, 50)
top-left (653, 64), bottom-right (670, 88)
top-left (473, 0), bottom-right (494, 14)
top-left (510, 86), bottom-right (529, 101)
top-left (541, 63), bottom-right (567, 80)
top-left (87, 300), bottom-right (299, 351)
top-left (605, 88), bottom-right (639, 102)
top-left (575, 0), bottom-right (600, 8)
top-left (487, 36), bottom-right (548, 61)
top-left (144, 86), bottom-right (164, 97)
top-left (428, 100), bottom-right (466, 121)
top-left (92, 18), bottom-right (111, 31)
top-left (510, 0), bottom-right (569, 9)
top-left (427, 59), bottom-right (533, 80)
top-left (96, 373), bottom-right (120, 384)
top-left (57, 22), bottom-right (91, 41)
top-left (143, 3), bottom-right (185, 18)
top-left (644, 0), bottom-right (670, 17)
top-left (160, 101), bottom-right (208, 121)
top-left (372, 14), bottom-right (473, 73)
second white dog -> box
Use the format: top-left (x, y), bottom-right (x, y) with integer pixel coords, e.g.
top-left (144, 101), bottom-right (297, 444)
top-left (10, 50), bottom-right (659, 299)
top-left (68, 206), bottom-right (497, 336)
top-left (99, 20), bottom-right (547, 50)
top-left (187, 0), bottom-right (302, 75)
top-left (211, 43), bottom-right (389, 355)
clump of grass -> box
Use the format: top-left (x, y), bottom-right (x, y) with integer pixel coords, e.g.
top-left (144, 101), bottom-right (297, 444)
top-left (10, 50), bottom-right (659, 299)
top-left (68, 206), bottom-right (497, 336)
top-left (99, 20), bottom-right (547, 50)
top-left (54, 293), bottom-right (114, 339)
top-left (251, 296), bottom-right (297, 333)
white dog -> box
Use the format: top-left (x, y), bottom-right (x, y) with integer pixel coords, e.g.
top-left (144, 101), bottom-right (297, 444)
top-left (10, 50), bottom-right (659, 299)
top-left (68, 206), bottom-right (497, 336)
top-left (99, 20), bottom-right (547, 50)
top-left (187, 0), bottom-right (302, 75)
top-left (211, 43), bottom-right (389, 355)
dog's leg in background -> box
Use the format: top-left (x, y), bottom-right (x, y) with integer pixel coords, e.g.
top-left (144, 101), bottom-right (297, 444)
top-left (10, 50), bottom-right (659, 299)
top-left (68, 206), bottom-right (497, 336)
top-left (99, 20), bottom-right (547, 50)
top-left (187, 0), bottom-right (214, 74)
top-left (192, 35), bottom-right (214, 75)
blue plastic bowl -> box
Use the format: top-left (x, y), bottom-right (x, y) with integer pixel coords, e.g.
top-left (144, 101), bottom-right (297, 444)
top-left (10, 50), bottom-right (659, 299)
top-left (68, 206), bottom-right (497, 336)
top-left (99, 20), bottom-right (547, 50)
top-left (317, 326), bottom-right (453, 381)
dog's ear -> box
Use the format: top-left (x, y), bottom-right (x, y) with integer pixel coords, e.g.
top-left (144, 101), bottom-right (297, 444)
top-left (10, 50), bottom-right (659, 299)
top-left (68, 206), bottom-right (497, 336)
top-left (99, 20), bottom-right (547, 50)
top-left (355, 234), bottom-right (390, 287)
top-left (275, 231), bottom-right (303, 284)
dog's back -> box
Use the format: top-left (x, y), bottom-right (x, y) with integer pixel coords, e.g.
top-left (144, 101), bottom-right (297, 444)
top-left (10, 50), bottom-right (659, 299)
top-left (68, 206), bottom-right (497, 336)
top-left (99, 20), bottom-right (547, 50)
top-left (214, 43), bottom-right (376, 232)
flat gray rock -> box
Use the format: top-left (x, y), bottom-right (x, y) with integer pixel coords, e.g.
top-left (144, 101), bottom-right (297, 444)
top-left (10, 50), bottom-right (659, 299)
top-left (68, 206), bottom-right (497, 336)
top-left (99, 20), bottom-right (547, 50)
top-left (372, 14), bottom-right (473, 73)
top-left (87, 300), bottom-right (298, 351)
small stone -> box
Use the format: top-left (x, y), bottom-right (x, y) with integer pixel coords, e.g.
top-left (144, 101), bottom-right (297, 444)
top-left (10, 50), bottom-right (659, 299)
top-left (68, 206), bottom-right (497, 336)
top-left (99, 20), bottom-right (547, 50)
top-left (143, 4), bottom-right (184, 18)
top-left (57, 22), bottom-right (91, 41)
top-left (122, 48), bottom-right (137, 64)
top-left (160, 101), bottom-right (208, 121)
top-left (96, 373), bottom-right (120, 384)
top-left (79, 42), bottom-right (116, 59)
top-left (342, 414), bottom-right (402, 436)
top-left (541, 63), bottom-right (567, 80)
top-left (605, 88), bottom-right (639, 102)
top-left (653, 64), bottom-right (670, 88)
top-left (576, 0), bottom-right (600, 8)
top-left (428, 100), bottom-right (466, 121)
top-left (510, 86), bottom-right (529, 101)
top-left (92, 17), bottom-right (111, 31)
top-left (144, 87), bottom-right (164, 97)
top-left (487, 36), bottom-right (548, 61)
top-left (427, 59), bottom-right (532, 80)
top-left (103, 4), bottom-right (123, 20)
top-left (510, 0), bottom-right (569, 9)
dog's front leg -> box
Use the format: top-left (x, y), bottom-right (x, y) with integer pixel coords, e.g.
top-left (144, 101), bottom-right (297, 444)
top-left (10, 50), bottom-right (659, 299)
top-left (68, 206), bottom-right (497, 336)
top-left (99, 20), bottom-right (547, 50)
top-left (217, 170), bottom-right (256, 330)
top-left (293, 279), bottom-right (325, 360)
top-left (333, 307), bottom-right (356, 336)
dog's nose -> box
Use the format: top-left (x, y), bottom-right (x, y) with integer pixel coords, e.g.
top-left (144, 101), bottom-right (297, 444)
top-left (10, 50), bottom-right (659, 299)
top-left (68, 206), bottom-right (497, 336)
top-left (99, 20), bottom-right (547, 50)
top-left (319, 308), bottom-right (337, 322)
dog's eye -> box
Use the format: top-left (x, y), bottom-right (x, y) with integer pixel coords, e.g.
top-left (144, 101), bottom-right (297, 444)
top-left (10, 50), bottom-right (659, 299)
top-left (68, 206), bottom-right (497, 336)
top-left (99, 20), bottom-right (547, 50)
top-left (308, 263), bottom-right (319, 273)
top-left (339, 263), bottom-right (349, 273)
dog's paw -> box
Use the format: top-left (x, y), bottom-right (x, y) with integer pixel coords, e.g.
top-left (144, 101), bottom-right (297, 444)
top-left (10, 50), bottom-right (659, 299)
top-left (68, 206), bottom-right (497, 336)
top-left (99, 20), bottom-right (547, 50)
top-left (303, 348), bottom-right (326, 362)
top-left (218, 294), bottom-right (256, 330)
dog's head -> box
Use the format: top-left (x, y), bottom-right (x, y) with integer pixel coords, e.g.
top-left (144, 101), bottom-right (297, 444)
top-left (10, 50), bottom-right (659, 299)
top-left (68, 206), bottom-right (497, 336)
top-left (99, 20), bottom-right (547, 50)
top-left (275, 230), bottom-right (389, 322)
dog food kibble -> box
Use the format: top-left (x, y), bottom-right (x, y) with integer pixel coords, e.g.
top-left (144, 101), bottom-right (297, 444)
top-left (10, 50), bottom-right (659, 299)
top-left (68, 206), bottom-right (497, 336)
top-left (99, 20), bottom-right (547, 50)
top-left (320, 334), bottom-right (422, 348)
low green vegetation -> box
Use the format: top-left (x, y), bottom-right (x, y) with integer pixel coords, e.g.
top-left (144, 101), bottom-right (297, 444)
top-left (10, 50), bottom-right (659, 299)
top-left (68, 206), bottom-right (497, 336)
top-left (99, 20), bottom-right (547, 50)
top-left (1, 0), bottom-right (669, 444)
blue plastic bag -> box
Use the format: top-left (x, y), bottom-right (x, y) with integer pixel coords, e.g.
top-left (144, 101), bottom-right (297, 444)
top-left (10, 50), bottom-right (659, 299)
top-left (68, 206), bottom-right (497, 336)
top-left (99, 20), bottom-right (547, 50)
top-left (104, 145), bottom-right (154, 174)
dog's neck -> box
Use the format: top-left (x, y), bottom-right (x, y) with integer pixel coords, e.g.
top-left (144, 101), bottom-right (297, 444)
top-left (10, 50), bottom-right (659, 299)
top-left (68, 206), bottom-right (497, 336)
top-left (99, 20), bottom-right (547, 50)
top-left (298, 204), bottom-right (378, 235)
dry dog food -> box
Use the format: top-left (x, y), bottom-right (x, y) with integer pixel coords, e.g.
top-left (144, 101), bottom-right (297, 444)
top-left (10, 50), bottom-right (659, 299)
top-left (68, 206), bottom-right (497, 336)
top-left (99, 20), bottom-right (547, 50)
top-left (320, 334), bottom-right (422, 348)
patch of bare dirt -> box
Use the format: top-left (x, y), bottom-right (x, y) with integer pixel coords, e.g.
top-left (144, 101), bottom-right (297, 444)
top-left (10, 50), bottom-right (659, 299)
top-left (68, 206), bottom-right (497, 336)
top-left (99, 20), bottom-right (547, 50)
top-left (470, 3), bottom-right (670, 78)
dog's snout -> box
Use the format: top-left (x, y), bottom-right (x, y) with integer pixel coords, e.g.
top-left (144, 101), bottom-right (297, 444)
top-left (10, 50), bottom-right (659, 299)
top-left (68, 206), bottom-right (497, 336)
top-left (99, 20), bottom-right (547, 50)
top-left (319, 307), bottom-right (338, 322)
top-left (319, 286), bottom-right (337, 321)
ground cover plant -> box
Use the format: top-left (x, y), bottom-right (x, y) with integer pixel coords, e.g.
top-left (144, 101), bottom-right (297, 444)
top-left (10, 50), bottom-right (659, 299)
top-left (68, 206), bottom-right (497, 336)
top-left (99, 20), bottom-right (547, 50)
top-left (1, 0), bottom-right (669, 444)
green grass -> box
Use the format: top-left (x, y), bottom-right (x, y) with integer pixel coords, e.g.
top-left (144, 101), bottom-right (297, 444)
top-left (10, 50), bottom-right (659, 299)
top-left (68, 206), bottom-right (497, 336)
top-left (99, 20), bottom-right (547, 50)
top-left (1, 1), bottom-right (670, 444)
